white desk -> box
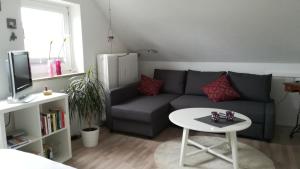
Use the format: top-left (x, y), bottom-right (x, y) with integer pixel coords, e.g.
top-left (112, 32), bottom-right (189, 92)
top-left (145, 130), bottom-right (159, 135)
top-left (0, 149), bottom-right (75, 169)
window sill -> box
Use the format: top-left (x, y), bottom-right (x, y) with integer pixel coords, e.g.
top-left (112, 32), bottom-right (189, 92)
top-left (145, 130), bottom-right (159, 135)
top-left (33, 72), bottom-right (85, 82)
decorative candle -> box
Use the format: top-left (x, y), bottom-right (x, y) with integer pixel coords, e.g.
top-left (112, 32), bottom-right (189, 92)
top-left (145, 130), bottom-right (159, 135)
top-left (211, 111), bottom-right (220, 122)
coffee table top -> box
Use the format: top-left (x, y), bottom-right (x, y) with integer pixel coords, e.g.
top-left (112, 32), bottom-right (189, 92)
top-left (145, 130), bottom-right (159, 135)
top-left (169, 108), bottom-right (252, 133)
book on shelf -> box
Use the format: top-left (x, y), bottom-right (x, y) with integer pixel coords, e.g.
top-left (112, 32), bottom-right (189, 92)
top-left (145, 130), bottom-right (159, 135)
top-left (7, 129), bottom-right (26, 138)
top-left (6, 129), bottom-right (30, 149)
top-left (7, 136), bottom-right (30, 149)
top-left (40, 113), bottom-right (51, 135)
top-left (40, 109), bottom-right (65, 136)
top-left (51, 113), bottom-right (56, 131)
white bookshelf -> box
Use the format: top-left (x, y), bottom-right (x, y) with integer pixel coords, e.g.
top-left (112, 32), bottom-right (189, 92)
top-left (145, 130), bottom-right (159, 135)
top-left (0, 93), bottom-right (72, 163)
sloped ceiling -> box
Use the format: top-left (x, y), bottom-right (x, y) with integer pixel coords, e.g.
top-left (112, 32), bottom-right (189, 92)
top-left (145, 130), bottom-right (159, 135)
top-left (95, 0), bottom-right (300, 62)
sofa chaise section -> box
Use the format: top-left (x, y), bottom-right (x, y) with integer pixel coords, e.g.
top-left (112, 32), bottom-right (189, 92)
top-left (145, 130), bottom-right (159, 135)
top-left (109, 84), bottom-right (180, 137)
top-left (108, 70), bottom-right (186, 137)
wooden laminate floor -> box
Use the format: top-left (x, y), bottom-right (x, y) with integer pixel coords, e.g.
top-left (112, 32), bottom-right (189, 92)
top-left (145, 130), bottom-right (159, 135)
top-left (66, 126), bottom-right (300, 169)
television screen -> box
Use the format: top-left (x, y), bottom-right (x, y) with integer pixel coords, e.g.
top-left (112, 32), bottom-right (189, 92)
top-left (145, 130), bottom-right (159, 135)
top-left (8, 51), bottom-right (32, 93)
top-left (13, 53), bottom-right (32, 91)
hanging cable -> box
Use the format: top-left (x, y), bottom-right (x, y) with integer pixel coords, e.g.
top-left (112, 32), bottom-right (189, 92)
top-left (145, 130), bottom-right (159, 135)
top-left (107, 0), bottom-right (114, 54)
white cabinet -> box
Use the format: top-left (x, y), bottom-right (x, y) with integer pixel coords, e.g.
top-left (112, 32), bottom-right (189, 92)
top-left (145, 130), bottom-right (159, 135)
top-left (0, 93), bottom-right (72, 163)
top-left (97, 53), bottom-right (138, 90)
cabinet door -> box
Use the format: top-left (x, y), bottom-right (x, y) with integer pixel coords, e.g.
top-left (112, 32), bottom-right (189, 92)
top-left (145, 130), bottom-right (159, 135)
top-left (97, 54), bottom-right (119, 90)
top-left (118, 53), bottom-right (138, 87)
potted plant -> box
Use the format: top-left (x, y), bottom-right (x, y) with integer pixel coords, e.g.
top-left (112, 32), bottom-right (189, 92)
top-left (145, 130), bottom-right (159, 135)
top-left (66, 67), bottom-right (105, 147)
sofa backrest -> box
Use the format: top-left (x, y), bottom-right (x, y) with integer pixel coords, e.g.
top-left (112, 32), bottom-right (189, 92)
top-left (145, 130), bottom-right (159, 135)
top-left (228, 71), bottom-right (272, 102)
top-left (185, 70), bottom-right (225, 96)
top-left (153, 69), bottom-right (272, 102)
top-left (154, 69), bottom-right (186, 94)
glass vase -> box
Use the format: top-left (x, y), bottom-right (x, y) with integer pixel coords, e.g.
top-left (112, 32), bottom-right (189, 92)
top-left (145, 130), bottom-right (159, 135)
top-left (55, 58), bottom-right (62, 75)
top-left (47, 59), bottom-right (55, 77)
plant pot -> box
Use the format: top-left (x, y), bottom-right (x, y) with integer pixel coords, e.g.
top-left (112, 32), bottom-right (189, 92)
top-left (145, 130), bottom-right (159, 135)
top-left (81, 126), bottom-right (99, 147)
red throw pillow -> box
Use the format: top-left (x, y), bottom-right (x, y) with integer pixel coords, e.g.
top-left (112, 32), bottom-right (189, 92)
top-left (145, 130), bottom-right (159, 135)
top-left (202, 75), bottom-right (240, 102)
top-left (137, 75), bottom-right (163, 96)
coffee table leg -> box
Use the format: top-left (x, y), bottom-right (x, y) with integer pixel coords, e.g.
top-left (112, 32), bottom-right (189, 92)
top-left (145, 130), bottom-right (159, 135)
top-left (226, 132), bottom-right (231, 149)
top-left (180, 128), bottom-right (189, 166)
top-left (230, 132), bottom-right (239, 169)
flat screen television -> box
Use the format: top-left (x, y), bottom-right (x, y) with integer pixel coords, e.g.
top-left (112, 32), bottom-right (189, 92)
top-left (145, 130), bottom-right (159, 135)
top-left (7, 51), bottom-right (33, 100)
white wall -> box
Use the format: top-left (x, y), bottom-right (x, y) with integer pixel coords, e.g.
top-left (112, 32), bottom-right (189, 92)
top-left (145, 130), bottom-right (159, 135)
top-left (0, 0), bottom-right (127, 134)
top-left (0, 0), bottom-right (24, 99)
top-left (95, 0), bottom-right (300, 63)
top-left (0, 0), bottom-right (127, 99)
top-left (140, 61), bottom-right (300, 127)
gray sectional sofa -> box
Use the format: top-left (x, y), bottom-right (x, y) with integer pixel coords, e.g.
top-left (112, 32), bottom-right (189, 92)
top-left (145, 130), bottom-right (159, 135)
top-left (108, 69), bottom-right (275, 141)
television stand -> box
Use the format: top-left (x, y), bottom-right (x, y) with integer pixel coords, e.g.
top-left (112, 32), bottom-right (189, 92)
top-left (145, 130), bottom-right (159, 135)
top-left (0, 92), bottom-right (72, 162)
top-left (19, 94), bottom-right (38, 103)
top-left (7, 94), bottom-right (38, 104)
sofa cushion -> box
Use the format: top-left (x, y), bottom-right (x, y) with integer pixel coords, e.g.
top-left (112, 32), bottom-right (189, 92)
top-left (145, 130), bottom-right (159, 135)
top-left (228, 71), bottom-right (272, 102)
top-left (202, 75), bottom-right (240, 102)
top-left (154, 69), bottom-right (186, 94)
top-left (170, 95), bottom-right (266, 123)
top-left (185, 70), bottom-right (225, 96)
top-left (137, 75), bottom-right (163, 96)
top-left (111, 94), bottom-right (179, 123)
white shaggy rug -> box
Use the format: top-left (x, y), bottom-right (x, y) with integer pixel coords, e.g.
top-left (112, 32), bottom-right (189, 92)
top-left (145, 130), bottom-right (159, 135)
top-left (154, 136), bottom-right (275, 169)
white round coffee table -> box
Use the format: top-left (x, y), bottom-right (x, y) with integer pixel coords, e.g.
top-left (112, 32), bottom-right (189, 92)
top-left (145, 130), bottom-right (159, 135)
top-left (169, 108), bottom-right (252, 169)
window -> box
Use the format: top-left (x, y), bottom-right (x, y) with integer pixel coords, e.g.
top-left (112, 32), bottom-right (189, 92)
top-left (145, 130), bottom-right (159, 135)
top-left (21, 0), bottom-right (74, 78)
